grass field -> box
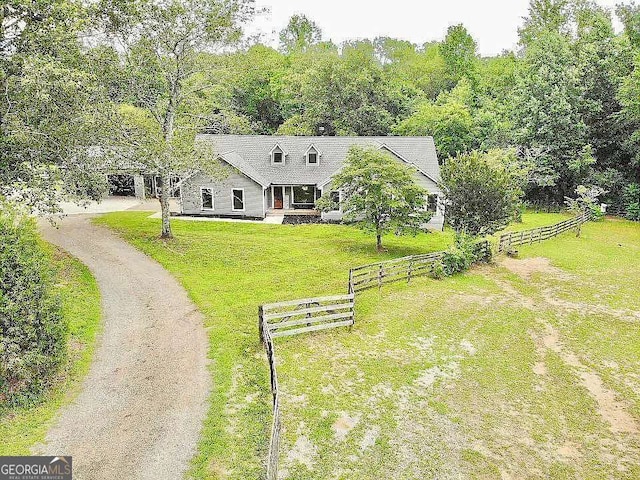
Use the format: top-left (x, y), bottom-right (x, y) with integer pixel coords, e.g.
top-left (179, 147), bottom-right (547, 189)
top-left (0, 247), bottom-right (101, 454)
top-left (95, 212), bottom-right (640, 479)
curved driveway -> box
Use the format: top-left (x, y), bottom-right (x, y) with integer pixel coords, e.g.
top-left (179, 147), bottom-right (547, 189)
top-left (37, 215), bottom-right (211, 480)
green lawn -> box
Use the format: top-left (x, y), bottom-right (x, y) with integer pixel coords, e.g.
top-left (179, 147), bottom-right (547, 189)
top-left (0, 247), bottom-right (101, 454)
top-left (95, 212), bottom-right (640, 479)
top-left (504, 210), bottom-right (573, 232)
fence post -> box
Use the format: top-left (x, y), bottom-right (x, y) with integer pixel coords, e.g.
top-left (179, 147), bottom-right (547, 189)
top-left (407, 257), bottom-right (413, 283)
top-left (348, 269), bottom-right (354, 294)
top-left (576, 216), bottom-right (582, 237)
top-left (258, 305), bottom-right (264, 344)
top-left (378, 263), bottom-right (383, 290)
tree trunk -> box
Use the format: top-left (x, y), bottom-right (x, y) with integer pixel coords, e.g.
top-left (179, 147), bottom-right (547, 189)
top-left (160, 173), bottom-right (172, 239)
top-left (376, 233), bottom-right (383, 252)
top-left (160, 93), bottom-right (177, 239)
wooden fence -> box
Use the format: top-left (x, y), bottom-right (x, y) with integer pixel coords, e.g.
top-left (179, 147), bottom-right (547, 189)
top-left (258, 294), bottom-right (355, 479)
top-left (260, 294), bottom-right (355, 338)
top-left (348, 239), bottom-right (491, 293)
top-left (259, 322), bottom-right (280, 480)
top-left (497, 211), bottom-right (590, 253)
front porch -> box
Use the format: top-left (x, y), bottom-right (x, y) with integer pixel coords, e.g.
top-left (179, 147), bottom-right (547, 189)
top-left (266, 184), bottom-right (322, 213)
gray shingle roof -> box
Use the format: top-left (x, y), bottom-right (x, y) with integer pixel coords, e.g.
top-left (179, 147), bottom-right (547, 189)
top-left (196, 134), bottom-right (440, 187)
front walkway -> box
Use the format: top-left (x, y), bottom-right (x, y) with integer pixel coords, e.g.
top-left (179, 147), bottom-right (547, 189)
top-left (36, 216), bottom-right (211, 480)
top-left (148, 212), bottom-right (285, 225)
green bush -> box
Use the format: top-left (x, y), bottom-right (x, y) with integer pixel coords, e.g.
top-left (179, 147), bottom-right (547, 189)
top-left (0, 210), bottom-right (67, 406)
top-left (623, 183), bottom-right (640, 221)
top-left (431, 234), bottom-right (481, 278)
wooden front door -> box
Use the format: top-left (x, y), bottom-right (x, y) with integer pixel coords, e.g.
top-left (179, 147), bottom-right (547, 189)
top-left (274, 186), bottom-right (284, 209)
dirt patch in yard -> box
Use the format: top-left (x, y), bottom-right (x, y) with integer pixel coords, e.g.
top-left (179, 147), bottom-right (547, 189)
top-left (532, 323), bottom-right (639, 435)
top-left (500, 256), bottom-right (574, 280)
top-left (284, 432), bottom-right (317, 471)
top-left (333, 413), bottom-right (360, 441)
top-left (541, 291), bottom-right (640, 322)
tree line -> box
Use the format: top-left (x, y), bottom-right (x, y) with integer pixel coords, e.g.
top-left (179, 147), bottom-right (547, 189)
top-left (3, 0), bottom-right (640, 220)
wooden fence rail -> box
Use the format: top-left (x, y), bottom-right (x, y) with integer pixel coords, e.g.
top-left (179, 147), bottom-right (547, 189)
top-left (259, 322), bottom-right (280, 480)
top-left (261, 294), bottom-right (355, 338)
top-left (348, 240), bottom-right (491, 293)
top-left (497, 211), bottom-right (590, 253)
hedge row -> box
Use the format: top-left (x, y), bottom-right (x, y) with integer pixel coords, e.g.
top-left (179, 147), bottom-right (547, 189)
top-left (0, 211), bottom-right (67, 406)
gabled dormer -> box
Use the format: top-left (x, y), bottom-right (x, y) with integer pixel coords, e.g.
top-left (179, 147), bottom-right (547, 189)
top-left (270, 144), bottom-right (286, 165)
top-left (305, 144), bottom-right (320, 166)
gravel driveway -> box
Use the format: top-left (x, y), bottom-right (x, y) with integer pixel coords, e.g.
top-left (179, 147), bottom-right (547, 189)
top-left (36, 215), bottom-right (211, 480)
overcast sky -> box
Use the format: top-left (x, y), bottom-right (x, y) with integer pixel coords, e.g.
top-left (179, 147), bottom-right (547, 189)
top-left (248, 0), bottom-right (624, 56)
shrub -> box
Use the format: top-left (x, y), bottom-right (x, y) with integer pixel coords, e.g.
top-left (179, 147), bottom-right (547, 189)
top-left (431, 234), bottom-right (480, 278)
top-left (0, 210), bottom-right (67, 406)
top-left (622, 183), bottom-right (640, 221)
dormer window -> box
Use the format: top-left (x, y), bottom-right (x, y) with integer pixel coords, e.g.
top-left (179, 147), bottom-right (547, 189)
top-left (306, 145), bottom-right (320, 165)
top-left (271, 144), bottom-right (285, 165)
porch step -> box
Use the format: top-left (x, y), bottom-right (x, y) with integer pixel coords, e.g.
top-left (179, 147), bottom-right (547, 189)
top-left (267, 209), bottom-right (320, 216)
top-left (264, 215), bottom-right (284, 225)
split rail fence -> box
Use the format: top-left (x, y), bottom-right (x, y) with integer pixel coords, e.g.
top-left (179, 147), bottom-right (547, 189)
top-left (348, 239), bottom-right (491, 293)
top-left (497, 212), bottom-right (590, 253)
top-left (258, 295), bottom-right (355, 480)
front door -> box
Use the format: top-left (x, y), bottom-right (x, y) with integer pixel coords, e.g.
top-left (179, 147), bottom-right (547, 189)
top-left (274, 186), bottom-right (284, 209)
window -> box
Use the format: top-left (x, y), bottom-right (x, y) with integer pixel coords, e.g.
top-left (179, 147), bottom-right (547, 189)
top-left (201, 187), bottom-right (213, 210)
top-left (271, 144), bottom-right (285, 164)
top-left (330, 191), bottom-right (340, 211)
top-left (426, 194), bottom-right (438, 213)
top-left (292, 185), bottom-right (316, 207)
top-left (232, 188), bottom-right (245, 211)
top-left (306, 145), bottom-right (320, 165)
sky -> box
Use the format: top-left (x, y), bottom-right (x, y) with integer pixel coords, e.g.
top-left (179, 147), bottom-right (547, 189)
top-left (247, 0), bottom-right (624, 56)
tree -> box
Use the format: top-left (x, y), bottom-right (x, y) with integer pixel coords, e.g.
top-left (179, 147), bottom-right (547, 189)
top-left (394, 100), bottom-right (474, 158)
top-left (278, 40), bottom-right (408, 136)
top-left (440, 24), bottom-right (478, 86)
top-left (512, 29), bottom-right (591, 202)
top-left (616, 2), bottom-right (640, 49)
top-left (96, 0), bottom-right (256, 238)
top-left (316, 146), bottom-right (432, 251)
top-left (1, 0), bottom-right (110, 214)
top-left (226, 45), bottom-right (287, 133)
top-left (439, 150), bottom-right (526, 236)
top-left (279, 14), bottom-right (322, 53)
top-left (393, 79), bottom-right (476, 158)
top-left (374, 38), bottom-right (448, 100)
top-left (573, 4), bottom-right (636, 201)
top-left (519, 0), bottom-right (571, 46)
